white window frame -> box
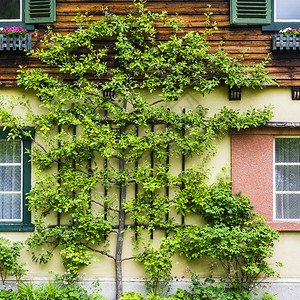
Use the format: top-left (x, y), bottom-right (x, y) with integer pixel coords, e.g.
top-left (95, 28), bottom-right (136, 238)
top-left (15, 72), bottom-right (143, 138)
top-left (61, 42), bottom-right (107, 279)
top-left (0, 0), bottom-right (22, 22)
top-left (0, 140), bottom-right (23, 222)
top-left (274, 136), bottom-right (300, 221)
top-left (274, 0), bottom-right (300, 22)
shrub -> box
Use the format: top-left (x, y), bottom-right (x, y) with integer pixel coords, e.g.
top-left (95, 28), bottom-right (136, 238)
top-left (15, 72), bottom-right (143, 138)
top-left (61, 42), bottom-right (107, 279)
top-left (173, 178), bottom-right (280, 291)
top-left (187, 273), bottom-right (253, 299)
top-left (0, 289), bottom-right (19, 299)
top-left (170, 273), bottom-right (278, 300)
top-left (119, 291), bottom-right (144, 300)
top-left (136, 247), bottom-right (174, 296)
top-left (0, 237), bottom-right (27, 286)
top-left (17, 280), bottom-right (61, 300)
top-left (261, 292), bottom-right (277, 300)
top-left (16, 271), bottom-right (107, 300)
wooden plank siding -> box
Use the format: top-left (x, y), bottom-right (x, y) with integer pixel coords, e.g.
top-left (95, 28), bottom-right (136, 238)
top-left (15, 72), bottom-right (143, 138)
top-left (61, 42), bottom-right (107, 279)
top-left (1, 0), bottom-right (298, 86)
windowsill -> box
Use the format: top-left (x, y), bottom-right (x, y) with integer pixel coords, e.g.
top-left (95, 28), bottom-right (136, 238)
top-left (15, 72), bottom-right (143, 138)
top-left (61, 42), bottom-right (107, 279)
top-left (0, 223), bottom-right (34, 232)
top-left (263, 22), bottom-right (300, 31)
top-left (267, 221), bottom-right (300, 231)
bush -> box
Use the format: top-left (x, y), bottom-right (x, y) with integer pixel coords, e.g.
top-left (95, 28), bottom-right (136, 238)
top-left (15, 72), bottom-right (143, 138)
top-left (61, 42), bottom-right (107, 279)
top-left (136, 247), bottom-right (174, 296)
top-left (261, 292), bottom-right (277, 300)
top-left (0, 289), bottom-right (19, 300)
top-left (170, 273), bottom-right (278, 300)
top-left (17, 280), bottom-right (61, 300)
top-left (0, 237), bottom-right (27, 286)
top-left (119, 291), bottom-right (144, 300)
top-left (173, 178), bottom-right (280, 291)
top-left (184, 274), bottom-right (252, 300)
top-left (15, 271), bottom-right (107, 300)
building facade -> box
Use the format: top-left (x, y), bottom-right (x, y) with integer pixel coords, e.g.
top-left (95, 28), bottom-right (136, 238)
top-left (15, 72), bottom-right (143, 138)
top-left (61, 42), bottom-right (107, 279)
top-left (1, 1), bottom-right (300, 299)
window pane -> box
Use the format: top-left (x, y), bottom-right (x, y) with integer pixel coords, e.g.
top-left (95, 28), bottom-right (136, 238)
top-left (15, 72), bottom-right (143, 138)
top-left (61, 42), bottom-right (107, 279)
top-left (275, 0), bottom-right (300, 21)
top-left (0, 166), bottom-right (21, 191)
top-left (0, 141), bottom-right (21, 163)
top-left (0, 193), bottom-right (21, 220)
top-left (275, 138), bottom-right (300, 163)
top-left (276, 194), bottom-right (300, 219)
top-left (276, 165), bottom-right (300, 191)
top-left (0, 0), bottom-right (21, 20)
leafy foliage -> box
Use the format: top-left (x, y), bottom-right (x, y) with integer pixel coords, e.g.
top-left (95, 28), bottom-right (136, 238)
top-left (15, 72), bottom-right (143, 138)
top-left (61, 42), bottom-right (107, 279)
top-left (0, 289), bottom-right (19, 300)
top-left (2, 271), bottom-right (107, 300)
top-left (0, 237), bottom-right (27, 286)
top-left (0, 1), bottom-right (278, 299)
top-left (119, 292), bottom-right (144, 300)
top-left (172, 274), bottom-right (257, 300)
top-left (171, 178), bottom-right (280, 289)
top-left (136, 246), bottom-right (174, 296)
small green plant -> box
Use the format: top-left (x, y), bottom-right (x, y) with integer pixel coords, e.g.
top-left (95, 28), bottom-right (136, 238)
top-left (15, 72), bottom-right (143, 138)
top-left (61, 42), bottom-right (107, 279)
top-left (0, 237), bottom-right (27, 286)
top-left (119, 291), bottom-right (144, 300)
top-left (17, 280), bottom-right (61, 300)
top-left (0, 289), bottom-right (19, 299)
top-left (17, 270), bottom-right (106, 300)
top-left (52, 270), bottom-right (107, 300)
top-left (146, 292), bottom-right (167, 300)
top-left (261, 292), bottom-right (277, 300)
top-left (120, 291), bottom-right (173, 300)
top-left (170, 273), bottom-right (278, 300)
top-left (187, 273), bottom-right (253, 300)
top-left (137, 247), bottom-right (174, 296)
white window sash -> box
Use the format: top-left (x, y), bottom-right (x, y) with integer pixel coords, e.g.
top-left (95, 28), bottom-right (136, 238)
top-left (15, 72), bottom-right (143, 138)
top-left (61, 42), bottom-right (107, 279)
top-left (274, 137), bottom-right (300, 221)
top-left (0, 140), bottom-right (23, 222)
top-left (274, 0), bottom-right (300, 22)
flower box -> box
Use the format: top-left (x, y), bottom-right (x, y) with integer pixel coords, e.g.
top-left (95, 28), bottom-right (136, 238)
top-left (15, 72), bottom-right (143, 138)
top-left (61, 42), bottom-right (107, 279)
top-left (272, 34), bottom-right (300, 50)
top-left (0, 34), bottom-right (32, 51)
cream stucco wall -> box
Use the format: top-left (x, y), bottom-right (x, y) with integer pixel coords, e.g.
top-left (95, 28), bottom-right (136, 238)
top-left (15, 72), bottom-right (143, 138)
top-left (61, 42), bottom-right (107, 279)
top-left (0, 86), bottom-right (299, 290)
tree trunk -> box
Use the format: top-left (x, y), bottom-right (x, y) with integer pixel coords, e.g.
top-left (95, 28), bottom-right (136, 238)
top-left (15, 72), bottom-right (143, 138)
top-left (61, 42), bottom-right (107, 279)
top-left (116, 121), bottom-right (126, 299)
top-left (116, 180), bottom-right (126, 299)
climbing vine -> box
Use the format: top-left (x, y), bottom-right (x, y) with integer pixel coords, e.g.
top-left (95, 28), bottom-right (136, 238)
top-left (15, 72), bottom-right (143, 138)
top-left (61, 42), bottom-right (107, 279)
top-left (0, 2), bottom-right (279, 299)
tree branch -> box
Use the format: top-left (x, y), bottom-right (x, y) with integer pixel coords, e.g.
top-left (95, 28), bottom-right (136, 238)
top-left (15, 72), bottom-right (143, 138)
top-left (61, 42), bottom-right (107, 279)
top-left (19, 127), bottom-right (48, 153)
top-left (122, 256), bottom-right (135, 262)
top-left (86, 246), bottom-right (116, 261)
top-left (91, 200), bottom-right (120, 213)
top-left (150, 99), bottom-right (165, 106)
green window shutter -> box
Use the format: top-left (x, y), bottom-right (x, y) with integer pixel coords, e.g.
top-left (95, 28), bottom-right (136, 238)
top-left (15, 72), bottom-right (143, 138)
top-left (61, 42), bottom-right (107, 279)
top-left (25, 0), bottom-right (56, 24)
top-left (230, 0), bottom-right (271, 24)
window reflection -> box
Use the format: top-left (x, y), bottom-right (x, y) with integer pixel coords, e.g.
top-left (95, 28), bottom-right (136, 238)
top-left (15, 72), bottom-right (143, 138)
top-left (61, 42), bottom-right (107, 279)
top-left (0, 0), bottom-right (21, 21)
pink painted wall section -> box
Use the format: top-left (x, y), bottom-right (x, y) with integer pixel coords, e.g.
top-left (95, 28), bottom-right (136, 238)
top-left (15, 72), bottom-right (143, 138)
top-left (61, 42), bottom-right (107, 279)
top-left (231, 128), bottom-right (300, 231)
